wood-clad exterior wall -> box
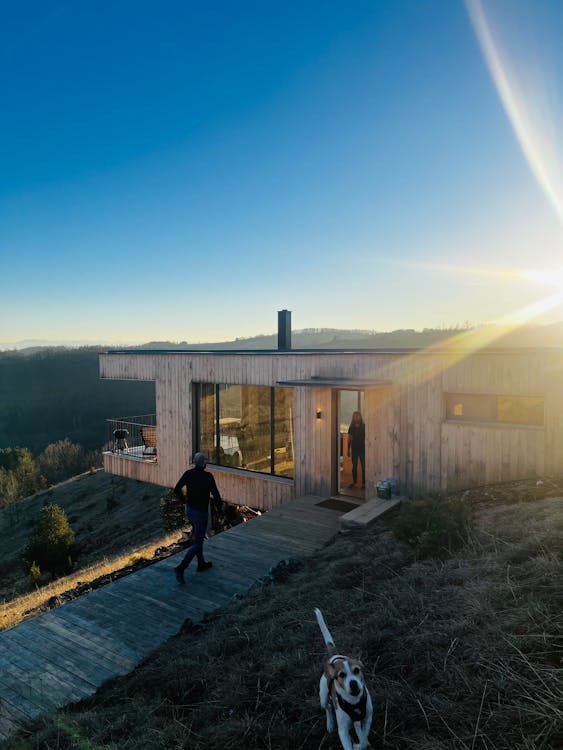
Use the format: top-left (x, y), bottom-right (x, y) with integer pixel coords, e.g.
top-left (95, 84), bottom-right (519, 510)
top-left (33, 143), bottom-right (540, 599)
top-left (100, 349), bottom-right (563, 509)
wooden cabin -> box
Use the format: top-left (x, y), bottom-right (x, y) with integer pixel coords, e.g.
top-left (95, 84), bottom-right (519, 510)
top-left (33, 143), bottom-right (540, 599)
top-left (99, 331), bottom-right (563, 510)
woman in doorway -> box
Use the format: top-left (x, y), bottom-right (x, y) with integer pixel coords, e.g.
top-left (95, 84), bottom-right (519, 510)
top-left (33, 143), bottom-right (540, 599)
top-left (348, 410), bottom-right (365, 489)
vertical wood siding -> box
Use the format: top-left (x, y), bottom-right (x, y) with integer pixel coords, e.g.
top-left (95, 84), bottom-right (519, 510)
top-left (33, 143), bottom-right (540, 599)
top-left (100, 349), bottom-right (563, 504)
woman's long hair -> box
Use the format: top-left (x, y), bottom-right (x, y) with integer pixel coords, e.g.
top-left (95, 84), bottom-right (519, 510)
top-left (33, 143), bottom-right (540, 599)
top-left (350, 410), bottom-right (364, 426)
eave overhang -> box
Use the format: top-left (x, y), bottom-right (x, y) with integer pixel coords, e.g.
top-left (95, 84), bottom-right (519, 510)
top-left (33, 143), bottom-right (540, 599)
top-left (276, 377), bottom-right (392, 389)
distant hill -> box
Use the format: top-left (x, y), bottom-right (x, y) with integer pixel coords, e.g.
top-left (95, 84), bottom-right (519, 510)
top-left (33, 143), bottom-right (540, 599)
top-left (136, 322), bottom-right (563, 351)
top-left (0, 339), bottom-right (114, 351)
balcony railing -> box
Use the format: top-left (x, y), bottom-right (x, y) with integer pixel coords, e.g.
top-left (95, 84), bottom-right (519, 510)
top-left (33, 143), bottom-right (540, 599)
top-left (106, 414), bottom-right (157, 461)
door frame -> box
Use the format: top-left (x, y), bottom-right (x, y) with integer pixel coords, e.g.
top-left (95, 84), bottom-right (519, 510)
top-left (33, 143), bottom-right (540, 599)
top-left (332, 388), bottom-right (366, 498)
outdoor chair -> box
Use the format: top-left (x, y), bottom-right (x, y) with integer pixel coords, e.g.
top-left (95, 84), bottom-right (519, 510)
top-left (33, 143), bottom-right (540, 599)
top-left (140, 426), bottom-right (157, 456)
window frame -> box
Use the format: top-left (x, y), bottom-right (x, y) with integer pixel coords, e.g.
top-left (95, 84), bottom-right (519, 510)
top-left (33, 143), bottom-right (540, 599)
top-left (193, 383), bottom-right (294, 478)
top-left (444, 392), bottom-right (545, 427)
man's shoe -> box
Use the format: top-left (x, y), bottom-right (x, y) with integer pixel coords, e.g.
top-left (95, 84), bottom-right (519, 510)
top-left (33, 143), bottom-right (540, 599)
top-left (174, 565), bottom-right (185, 584)
top-left (197, 561), bottom-right (213, 572)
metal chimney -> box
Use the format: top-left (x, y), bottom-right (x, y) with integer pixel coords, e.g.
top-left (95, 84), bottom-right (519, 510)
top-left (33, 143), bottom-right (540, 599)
top-left (277, 309), bottom-right (292, 351)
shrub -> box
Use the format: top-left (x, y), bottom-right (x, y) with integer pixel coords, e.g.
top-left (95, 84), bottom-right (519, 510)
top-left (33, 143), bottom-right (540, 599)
top-left (24, 503), bottom-right (75, 576)
top-left (0, 447), bottom-right (40, 503)
top-left (29, 561), bottom-right (41, 587)
top-left (0, 466), bottom-right (19, 508)
top-left (393, 494), bottom-right (472, 558)
top-left (35, 439), bottom-right (88, 485)
top-left (160, 490), bottom-right (185, 531)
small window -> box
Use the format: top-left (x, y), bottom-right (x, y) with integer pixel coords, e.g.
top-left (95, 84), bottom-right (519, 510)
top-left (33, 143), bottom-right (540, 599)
top-left (497, 396), bottom-right (544, 426)
top-left (445, 393), bottom-right (544, 427)
top-left (445, 394), bottom-right (496, 422)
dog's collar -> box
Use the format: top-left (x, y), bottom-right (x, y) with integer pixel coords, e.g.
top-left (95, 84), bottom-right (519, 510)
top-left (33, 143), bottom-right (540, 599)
top-left (336, 687), bottom-right (368, 723)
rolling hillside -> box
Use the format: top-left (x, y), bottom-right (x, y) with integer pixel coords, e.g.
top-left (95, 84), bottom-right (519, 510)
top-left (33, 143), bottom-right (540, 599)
top-left (0, 470), bottom-right (174, 629)
top-left (4, 484), bottom-right (562, 750)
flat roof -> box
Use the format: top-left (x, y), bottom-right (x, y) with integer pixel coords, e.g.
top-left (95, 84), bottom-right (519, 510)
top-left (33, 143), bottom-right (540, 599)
top-left (104, 347), bottom-right (563, 356)
top-left (105, 348), bottom-right (418, 355)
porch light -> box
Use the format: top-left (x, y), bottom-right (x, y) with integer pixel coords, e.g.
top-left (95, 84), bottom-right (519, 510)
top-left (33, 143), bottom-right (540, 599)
top-left (316, 408), bottom-right (322, 420)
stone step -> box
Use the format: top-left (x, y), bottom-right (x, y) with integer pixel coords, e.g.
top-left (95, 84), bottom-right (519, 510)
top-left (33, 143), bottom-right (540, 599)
top-left (340, 496), bottom-right (403, 528)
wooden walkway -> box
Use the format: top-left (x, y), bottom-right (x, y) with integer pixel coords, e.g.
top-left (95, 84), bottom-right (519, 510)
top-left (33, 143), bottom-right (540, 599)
top-left (0, 495), bottom-right (346, 742)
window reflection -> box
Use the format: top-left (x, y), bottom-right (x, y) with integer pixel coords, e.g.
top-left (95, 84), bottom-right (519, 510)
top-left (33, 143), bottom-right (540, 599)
top-left (195, 384), bottom-right (294, 478)
top-left (497, 396), bottom-right (544, 426)
top-left (274, 387), bottom-right (294, 477)
top-left (198, 383), bottom-right (216, 463)
top-left (216, 385), bottom-right (240, 467)
top-left (238, 386), bottom-right (271, 472)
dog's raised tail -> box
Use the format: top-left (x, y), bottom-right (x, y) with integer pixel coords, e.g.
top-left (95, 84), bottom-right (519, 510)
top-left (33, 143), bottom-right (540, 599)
top-left (315, 608), bottom-right (336, 654)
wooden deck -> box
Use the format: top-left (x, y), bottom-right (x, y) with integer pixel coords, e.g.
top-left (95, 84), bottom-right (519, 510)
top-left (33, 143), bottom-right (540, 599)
top-left (0, 495), bottom-right (344, 742)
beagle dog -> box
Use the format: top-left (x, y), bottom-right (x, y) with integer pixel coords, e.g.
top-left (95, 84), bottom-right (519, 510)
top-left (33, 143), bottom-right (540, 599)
top-left (315, 608), bottom-right (373, 750)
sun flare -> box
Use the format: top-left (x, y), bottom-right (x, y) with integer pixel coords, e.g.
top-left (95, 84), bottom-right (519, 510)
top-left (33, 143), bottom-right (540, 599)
top-left (466, 0), bottom-right (563, 228)
top-left (519, 268), bottom-right (563, 291)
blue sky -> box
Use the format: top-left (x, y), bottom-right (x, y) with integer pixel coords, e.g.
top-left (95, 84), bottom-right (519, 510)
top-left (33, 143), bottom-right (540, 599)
top-left (2, 0), bottom-right (563, 344)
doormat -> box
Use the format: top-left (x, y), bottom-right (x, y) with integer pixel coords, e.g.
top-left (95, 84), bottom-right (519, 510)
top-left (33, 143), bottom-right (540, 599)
top-left (316, 498), bottom-right (360, 512)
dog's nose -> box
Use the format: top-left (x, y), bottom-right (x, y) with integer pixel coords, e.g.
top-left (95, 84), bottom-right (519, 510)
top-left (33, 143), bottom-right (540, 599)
top-left (350, 680), bottom-right (360, 696)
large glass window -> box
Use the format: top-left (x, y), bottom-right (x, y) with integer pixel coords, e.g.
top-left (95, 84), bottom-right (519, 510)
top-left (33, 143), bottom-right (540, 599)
top-left (198, 383), bottom-right (217, 463)
top-left (445, 394), bottom-right (544, 426)
top-left (194, 384), bottom-right (294, 478)
top-left (273, 387), bottom-right (294, 478)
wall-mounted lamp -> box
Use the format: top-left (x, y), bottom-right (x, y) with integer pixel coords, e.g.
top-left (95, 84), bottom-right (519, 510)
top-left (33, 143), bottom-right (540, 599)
top-left (316, 408), bottom-right (322, 420)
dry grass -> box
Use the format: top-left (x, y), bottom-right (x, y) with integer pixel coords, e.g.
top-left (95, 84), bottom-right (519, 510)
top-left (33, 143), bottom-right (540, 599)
top-left (5, 490), bottom-right (563, 750)
top-left (0, 470), bottom-right (172, 624)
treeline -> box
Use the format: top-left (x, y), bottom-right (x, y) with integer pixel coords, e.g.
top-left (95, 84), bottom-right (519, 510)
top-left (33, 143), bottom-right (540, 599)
top-left (142, 327), bottom-right (474, 350)
top-left (0, 441), bottom-right (100, 507)
top-left (0, 347), bottom-right (155, 453)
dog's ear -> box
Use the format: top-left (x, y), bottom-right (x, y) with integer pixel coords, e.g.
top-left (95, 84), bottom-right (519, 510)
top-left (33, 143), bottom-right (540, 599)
top-left (327, 661), bottom-right (337, 679)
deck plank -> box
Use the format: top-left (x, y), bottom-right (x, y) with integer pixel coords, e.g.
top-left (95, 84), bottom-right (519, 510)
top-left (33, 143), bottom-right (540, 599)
top-left (15, 619), bottom-right (132, 680)
top-left (0, 630), bottom-right (96, 700)
top-left (0, 494), bottom-right (343, 742)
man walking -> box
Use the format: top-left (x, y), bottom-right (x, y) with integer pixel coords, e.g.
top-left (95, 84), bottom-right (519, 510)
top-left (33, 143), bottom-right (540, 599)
top-left (173, 452), bottom-right (222, 584)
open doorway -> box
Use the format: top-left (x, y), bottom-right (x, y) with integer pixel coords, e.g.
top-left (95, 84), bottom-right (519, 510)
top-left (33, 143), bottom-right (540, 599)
top-left (337, 390), bottom-right (365, 499)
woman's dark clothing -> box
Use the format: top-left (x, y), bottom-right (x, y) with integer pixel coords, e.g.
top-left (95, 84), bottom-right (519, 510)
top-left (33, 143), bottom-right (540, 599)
top-left (348, 422), bottom-right (365, 486)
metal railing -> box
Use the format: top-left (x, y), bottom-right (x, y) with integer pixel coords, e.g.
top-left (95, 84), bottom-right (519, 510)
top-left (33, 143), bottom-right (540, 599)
top-left (106, 414), bottom-right (157, 460)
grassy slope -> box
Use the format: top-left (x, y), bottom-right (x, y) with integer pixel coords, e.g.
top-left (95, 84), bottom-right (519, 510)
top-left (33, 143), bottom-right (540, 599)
top-left (0, 471), bottom-right (173, 618)
top-left (6, 494), bottom-right (563, 750)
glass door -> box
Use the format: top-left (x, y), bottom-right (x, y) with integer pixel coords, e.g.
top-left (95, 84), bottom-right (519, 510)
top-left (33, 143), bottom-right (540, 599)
top-left (337, 390), bottom-right (365, 499)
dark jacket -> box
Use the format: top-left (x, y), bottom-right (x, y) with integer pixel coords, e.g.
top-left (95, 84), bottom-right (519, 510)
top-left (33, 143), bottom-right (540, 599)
top-left (348, 422), bottom-right (365, 455)
top-left (174, 466), bottom-right (221, 513)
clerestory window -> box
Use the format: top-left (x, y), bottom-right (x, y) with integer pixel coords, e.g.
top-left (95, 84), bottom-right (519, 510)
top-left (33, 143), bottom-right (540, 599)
top-left (445, 393), bottom-right (544, 426)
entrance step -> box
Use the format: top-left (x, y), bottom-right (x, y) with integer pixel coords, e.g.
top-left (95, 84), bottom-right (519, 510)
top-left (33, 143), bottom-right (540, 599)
top-left (340, 496), bottom-right (403, 529)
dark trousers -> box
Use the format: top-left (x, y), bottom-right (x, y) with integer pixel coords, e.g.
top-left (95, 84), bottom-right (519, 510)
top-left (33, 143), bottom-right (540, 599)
top-left (352, 451), bottom-right (365, 485)
top-left (178, 507), bottom-right (208, 570)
